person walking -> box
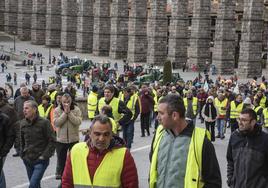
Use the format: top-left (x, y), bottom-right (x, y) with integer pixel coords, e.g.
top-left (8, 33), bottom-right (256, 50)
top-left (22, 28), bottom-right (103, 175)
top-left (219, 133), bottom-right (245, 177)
top-left (149, 94), bottom-right (221, 188)
top-left (184, 90), bottom-right (199, 125)
top-left (13, 72), bottom-right (17, 86)
top-left (197, 88), bottom-right (208, 123)
top-left (97, 85), bottom-right (132, 135)
top-left (39, 66), bottom-right (43, 75)
top-left (33, 73), bottom-right (37, 83)
top-left (121, 87), bottom-right (140, 148)
top-left (139, 84), bottom-right (154, 137)
top-left (227, 94), bottom-right (244, 132)
top-left (0, 110), bottom-right (15, 188)
top-left (215, 93), bottom-right (228, 139)
top-left (202, 96), bottom-right (218, 142)
top-left (20, 100), bottom-right (55, 188)
top-left (227, 108), bottom-right (268, 187)
top-left (53, 93), bottom-right (82, 187)
top-left (87, 85), bottom-right (98, 121)
top-left (62, 115), bottom-right (139, 187)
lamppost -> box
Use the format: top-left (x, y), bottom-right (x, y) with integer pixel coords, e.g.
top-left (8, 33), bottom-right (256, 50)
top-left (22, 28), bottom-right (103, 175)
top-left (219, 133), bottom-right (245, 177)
top-left (13, 31), bottom-right (16, 52)
top-left (48, 39), bottom-right (51, 64)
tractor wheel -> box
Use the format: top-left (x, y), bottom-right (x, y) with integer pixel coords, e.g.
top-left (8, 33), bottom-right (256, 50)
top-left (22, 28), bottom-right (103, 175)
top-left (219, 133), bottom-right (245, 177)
top-left (62, 68), bottom-right (70, 76)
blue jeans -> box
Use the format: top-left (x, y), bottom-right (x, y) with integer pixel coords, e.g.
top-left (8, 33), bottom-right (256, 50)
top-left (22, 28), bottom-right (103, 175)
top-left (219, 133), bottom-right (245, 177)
top-left (217, 119), bottom-right (225, 137)
top-left (0, 157), bottom-right (6, 188)
top-left (122, 121), bottom-right (134, 149)
top-left (23, 159), bottom-right (49, 188)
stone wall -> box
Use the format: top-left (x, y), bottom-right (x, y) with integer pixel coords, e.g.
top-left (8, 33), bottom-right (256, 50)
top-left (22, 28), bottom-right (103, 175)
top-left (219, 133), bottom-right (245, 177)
top-left (61, 0), bottom-right (77, 51)
top-left (31, 0), bottom-right (46, 45)
top-left (127, 0), bottom-right (148, 64)
top-left (212, 0), bottom-right (236, 75)
top-left (0, 0), bottom-right (5, 31)
top-left (147, 0), bottom-right (168, 66)
top-left (45, 0), bottom-right (61, 47)
top-left (188, 0), bottom-right (211, 71)
top-left (4, 0), bottom-right (18, 34)
top-left (109, 0), bottom-right (129, 59)
top-left (76, 0), bottom-right (94, 53)
top-left (238, 0), bottom-right (263, 78)
top-left (168, 0), bottom-right (189, 68)
top-left (17, 0), bottom-right (32, 41)
top-left (93, 0), bottom-right (111, 56)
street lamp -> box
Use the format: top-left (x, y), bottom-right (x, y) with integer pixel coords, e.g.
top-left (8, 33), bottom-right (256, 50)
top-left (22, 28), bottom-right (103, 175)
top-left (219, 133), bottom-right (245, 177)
top-left (13, 32), bottom-right (16, 52)
top-left (48, 39), bottom-right (51, 64)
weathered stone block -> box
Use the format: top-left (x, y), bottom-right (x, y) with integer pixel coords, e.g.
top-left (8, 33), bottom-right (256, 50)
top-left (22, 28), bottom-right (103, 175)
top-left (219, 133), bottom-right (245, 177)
top-left (45, 0), bottom-right (61, 47)
top-left (76, 0), bottom-right (94, 53)
top-left (4, 0), bottom-right (18, 34)
top-left (31, 0), bottom-right (46, 45)
top-left (93, 0), bottom-right (111, 56)
top-left (17, 0), bottom-right (32, 41)
top-left (60, 0), bottom-right (77, 51)
top-left (109, 0), bottom-right (129, 59)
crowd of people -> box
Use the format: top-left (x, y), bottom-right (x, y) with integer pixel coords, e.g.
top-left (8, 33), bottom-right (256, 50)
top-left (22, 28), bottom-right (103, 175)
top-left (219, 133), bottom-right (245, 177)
top-left (0, 55), bottom-right (268, 188)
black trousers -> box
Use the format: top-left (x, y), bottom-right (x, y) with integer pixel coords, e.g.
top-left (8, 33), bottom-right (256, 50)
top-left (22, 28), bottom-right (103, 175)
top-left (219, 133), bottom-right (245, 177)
top-left (56, 142), bottom-right (78, 176)
top-left (140, 112), bottom-right (151, 136)
top-left (230, 119), bottom-right (239, 133)
top-left (205, 121), bottom-right (215, 141)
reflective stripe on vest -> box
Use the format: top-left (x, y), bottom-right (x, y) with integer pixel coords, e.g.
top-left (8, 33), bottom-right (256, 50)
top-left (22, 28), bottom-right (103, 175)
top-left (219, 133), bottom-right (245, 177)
top-left (71, 142), bottom-right (126, 188)
top-left (254, 106), bottom-right (262, 121)
top-left (38, 104), bottom-right (52, 118)
top-left (149, 127), bottom-right (210, 188)
top-left (215, 98), bottom-right (228, 116)
top-left (183, 97), bottom-right (198, 115)
top-left (98, 97), bottom-right (121, 123)
top-left (87, 92), bottom-right (98, 119)
top-left (263, 108), bottom-right (268, 127)
top-left (230, 101), bottom-right (243, 119)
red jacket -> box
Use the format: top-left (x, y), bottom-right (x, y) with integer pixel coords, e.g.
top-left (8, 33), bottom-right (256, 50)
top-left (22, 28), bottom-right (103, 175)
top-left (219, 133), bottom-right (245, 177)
top-left (62, 137), bottom-right (139, 188)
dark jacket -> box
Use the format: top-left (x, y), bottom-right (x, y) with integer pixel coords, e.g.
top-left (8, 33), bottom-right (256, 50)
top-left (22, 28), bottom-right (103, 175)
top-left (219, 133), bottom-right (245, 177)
top-left (96, 97), bottom-right (132, 126)
top-left (62, 136), bottom-right (139, 188)
top-left (14, 95), bottom-right (35, 120)
top-left (0, 111), bottom-right (15, 157)
top-left (227, 126), bottom-right (268, 188)
top-left (0, 101), bottom-right (18, 151)
top-left (31, 88), bottom-right (45, 105)
top-left (20, 116), bottom-right (56, 162)
top-left (140, 91), bottom-right (154, 114)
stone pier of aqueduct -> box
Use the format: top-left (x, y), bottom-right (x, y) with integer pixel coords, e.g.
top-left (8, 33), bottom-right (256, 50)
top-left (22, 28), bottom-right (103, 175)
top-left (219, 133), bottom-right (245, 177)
top-left (1, 0), bottom-right (268, 78)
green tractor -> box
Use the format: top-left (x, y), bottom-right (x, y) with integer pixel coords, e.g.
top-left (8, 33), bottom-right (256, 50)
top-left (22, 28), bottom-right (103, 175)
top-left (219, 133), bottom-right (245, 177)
top-left (65, 59), bottom-right (96, 76)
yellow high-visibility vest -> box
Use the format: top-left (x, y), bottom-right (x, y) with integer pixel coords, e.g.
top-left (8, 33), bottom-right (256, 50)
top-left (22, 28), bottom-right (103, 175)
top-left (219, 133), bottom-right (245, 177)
top-left (38, 104), bottom-right (53, 118)
top-left (184, 97), bottom-right (198, 115)
top-left (98, 97), bottom-right (121, 123)
top-left (230, 101), bottom-right (243, 119)
top-left (87, 92), bottom-right (98, 119)
top-left (254, 106), bottom-right (262, 121)
top-left (263, 108), bottom-right (268, 127)
top-left (150, 127), bottom-right (210, 188)
top-left (152, 89), bottom-right (158, 112)
top-left (109, 117), bottom-right (117, 134)
top-left (48, 90), bottom-right (57, 103)
top-left (71, 142), bottom-right (126, 187)
top-left (260, 96), bottom-right (267, 108)
top-left (215, 98), bottom-right (228, 116)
